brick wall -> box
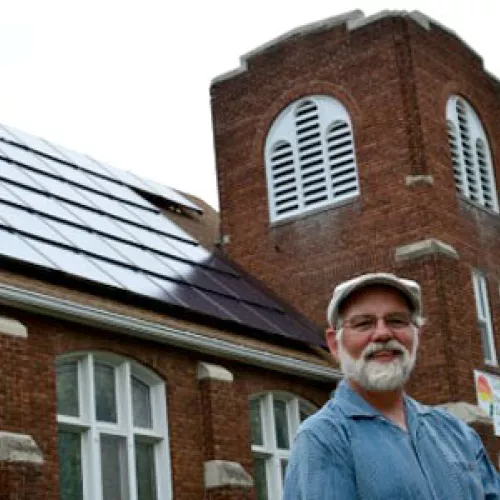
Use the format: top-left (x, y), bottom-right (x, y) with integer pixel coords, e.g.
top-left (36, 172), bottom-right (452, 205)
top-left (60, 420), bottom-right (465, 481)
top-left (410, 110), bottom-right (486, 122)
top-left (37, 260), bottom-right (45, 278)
top-left (0, 304), bottom-right (332, 499)
top-left (211, 13), bottom-right (500, 458)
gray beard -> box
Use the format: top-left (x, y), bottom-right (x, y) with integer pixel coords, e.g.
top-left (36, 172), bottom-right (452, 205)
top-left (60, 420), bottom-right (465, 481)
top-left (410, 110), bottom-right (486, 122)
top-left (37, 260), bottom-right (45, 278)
top-left (338, 335), bottom-right (418, 391)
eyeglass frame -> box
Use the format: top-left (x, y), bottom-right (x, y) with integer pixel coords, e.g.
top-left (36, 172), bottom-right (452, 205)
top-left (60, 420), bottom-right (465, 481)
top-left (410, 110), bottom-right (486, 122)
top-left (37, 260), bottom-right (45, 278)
top-left (338, 311), bottom-right (419, 334)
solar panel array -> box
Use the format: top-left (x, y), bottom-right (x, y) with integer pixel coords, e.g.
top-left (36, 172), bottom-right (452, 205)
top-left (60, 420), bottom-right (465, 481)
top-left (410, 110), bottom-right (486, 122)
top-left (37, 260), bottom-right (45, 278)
top-left (0, 124), bottom-right (323, 346)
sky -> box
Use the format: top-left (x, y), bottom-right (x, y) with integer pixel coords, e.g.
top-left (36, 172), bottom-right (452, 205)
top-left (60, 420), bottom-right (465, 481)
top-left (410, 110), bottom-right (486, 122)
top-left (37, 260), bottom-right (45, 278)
top-left (0, 1), bottom-right (498, 211)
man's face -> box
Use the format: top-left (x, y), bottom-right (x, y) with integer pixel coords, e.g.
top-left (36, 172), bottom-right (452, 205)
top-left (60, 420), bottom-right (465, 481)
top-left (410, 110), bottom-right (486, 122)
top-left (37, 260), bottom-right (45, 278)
top-left (326, 285), bottom-right (419, 391)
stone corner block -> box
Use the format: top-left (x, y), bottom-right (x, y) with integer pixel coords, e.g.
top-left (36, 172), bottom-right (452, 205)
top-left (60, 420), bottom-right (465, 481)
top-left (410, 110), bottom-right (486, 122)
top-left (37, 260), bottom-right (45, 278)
top-left (395, 239), bottom-right (459, 262)
top-left (438, 402), bottom-right (491, 425)
top-left (197, 362), bottom-right (234, 382)
top-left (0, 431), bottom-right (43, 464)
top-left (204, 460), bottom-right (253, 489)
top-left (0, 317), bottom-right (27, 338)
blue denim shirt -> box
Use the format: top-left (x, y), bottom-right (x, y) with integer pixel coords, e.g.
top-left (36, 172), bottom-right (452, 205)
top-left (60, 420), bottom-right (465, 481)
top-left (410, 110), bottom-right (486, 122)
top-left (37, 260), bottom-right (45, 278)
top-left (284, 380), bottom-right (500, 499)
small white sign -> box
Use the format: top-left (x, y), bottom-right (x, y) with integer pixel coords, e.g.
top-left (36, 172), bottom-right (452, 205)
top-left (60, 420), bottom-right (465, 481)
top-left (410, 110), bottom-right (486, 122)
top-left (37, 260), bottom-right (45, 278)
top-left (474, 370), bottom-right (500, 436)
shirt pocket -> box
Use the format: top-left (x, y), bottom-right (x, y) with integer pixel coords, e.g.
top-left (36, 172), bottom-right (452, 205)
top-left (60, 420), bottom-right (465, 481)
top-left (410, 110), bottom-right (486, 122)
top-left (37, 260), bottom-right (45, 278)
top-left (448, 460), bottom-right (483, 500)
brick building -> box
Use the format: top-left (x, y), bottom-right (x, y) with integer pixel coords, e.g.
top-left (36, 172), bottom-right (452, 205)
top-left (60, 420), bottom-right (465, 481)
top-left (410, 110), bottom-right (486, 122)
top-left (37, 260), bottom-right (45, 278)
top-left (0, 123), bottom-right (338, 499)
top-left (211, 8), bottom-right (500, 475)
top-left (2, 8), bottom-right (500, 500)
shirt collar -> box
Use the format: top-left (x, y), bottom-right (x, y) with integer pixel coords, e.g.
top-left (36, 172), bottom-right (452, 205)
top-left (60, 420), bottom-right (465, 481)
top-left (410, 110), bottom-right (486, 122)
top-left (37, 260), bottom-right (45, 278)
top-left (334, 379), bottom-right (432, 419)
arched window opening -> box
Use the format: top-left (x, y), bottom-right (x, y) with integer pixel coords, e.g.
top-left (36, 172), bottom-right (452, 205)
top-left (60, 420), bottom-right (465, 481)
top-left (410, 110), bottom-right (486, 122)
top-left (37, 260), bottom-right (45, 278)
top-left (446, 96), bottom-right (498, 212)
top-left (56, 353), bottom-right (171, 500)
top-left (265, 95), bottom-right (359, 222)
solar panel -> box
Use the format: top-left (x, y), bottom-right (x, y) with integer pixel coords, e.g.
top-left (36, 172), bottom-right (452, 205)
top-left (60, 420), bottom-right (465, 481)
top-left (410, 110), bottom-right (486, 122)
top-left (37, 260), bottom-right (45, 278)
top-left (0, 160), bottom-right (47, 191)
top-left (0, 181), bottom-right (28, 207)
top-left (0, 140), bottom-right (59, 177)
top-left (105, 167), bottom-right (202, 214)
top-left (0, 124), bottom-right (67, 162)
top-left (0, 124), bottom-right (324, 346)
top-left (0, 227), bottom-right (58, 269)
top-left (0, 202), bottom-right (71, 246)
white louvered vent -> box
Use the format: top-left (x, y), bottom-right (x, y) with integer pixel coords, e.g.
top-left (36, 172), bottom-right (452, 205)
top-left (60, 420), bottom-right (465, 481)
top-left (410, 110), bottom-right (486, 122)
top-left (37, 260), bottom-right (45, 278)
top-left (477, 139), bottom-right (494, 210)
top-left (269, 141), bottom-right (299, 216)
top-left (295, 100), bottom-right (329, 208)
top-left (446, 121), bottom-right (463, 195)
top-left (446, 95), bottom-right (498, 212)
top-left (265, 95), bottom-right (359, 222)
top-left (327, 121), bottom-right (358, 198)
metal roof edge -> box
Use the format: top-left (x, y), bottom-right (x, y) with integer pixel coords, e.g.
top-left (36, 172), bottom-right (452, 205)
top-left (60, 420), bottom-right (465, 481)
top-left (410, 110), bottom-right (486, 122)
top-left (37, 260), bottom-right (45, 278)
top-left (211, 10), bottom-right (364, 86)
top-left (0, 283), bottom-right (340, 382)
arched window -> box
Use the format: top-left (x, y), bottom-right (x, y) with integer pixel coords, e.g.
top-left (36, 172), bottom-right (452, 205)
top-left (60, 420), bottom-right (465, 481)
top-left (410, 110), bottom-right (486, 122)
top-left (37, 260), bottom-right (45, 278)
top-left (446, 96), bottom-right (498, 212)
top-left (56, 353), bottom-right (171, 500)
top-left (249, 392), bottom-right (316, 499)
top-left (265, 95), bottom-right (359, 222)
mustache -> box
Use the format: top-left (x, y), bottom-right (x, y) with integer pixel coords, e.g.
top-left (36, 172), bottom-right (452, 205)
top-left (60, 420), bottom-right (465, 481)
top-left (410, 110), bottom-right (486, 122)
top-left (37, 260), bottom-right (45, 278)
top-left (362, 339), bottom-right (407, 360)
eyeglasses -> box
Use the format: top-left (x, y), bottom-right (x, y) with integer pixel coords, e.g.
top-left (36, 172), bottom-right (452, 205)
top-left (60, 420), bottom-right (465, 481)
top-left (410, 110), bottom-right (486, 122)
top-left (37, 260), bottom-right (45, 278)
top-left (342, 312), bottom-right (414, 334)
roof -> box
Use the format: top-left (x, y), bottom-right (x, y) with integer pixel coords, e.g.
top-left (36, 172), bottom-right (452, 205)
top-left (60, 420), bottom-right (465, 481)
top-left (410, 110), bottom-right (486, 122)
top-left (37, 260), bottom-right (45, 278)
top-left (0, 123), bottom-right (324, 347)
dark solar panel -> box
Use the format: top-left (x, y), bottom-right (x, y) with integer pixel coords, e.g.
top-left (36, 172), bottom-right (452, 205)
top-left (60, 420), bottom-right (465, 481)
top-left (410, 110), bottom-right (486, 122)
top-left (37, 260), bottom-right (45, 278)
top-left (0, 125), bottom-right (323, 346)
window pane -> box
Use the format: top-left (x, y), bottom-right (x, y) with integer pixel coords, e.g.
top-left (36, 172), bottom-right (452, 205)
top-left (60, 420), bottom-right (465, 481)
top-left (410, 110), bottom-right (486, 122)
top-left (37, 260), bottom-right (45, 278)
top-left (253, 456), bottom-right (268, 500)
top-left (273, 399), bottom-right (290, 449)
top-left (94, 363), bottom-right (117, 422)
top-left (135, 440), bottom-right (157, 500)
top-left (57, 431), bottom-right (83, 500)
top-left (57, 362), bottom-right (79, 417)
top-left (250, 399), bottom-right (263, 446)
top-left (479, 323), bottom-right (494, 362)
top-left (100, 434), bottom-right (129, 500)
top-left (132, 377), bottom-right (152, 428)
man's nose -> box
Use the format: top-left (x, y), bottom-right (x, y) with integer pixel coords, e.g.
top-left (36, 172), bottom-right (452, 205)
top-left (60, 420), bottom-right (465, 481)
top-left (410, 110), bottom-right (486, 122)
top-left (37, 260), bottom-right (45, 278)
top-left (371, 318), bottom-right (394, 341)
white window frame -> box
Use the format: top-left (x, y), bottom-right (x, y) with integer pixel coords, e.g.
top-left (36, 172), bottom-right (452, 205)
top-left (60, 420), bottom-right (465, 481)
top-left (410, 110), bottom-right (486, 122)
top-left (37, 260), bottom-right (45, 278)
top-left (265, 95), bottom-right (359, 223)
top-left (250, 392), bottom-right (316, 500)
top-left (472, 272), bottom-right (497, 365)
top-left (446, 95), bottom-right (498, 212)
top-left (56, 352), bottom-right (172, 500)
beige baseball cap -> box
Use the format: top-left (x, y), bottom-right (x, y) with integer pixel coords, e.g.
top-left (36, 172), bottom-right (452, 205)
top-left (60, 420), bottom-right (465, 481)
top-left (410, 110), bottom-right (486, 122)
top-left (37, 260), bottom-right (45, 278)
top-left (326, 272), bottom-right (422, 327)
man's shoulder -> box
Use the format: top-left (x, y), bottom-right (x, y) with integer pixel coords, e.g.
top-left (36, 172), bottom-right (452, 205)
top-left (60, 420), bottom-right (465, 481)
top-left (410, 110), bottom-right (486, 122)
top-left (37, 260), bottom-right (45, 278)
top-left (300, 398), bottom-right (349, 436)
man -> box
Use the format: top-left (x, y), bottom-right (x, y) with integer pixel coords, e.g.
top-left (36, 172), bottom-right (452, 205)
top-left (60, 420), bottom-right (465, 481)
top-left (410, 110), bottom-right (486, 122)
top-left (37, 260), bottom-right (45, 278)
top-left (284, 272), bottom-right (500, 499)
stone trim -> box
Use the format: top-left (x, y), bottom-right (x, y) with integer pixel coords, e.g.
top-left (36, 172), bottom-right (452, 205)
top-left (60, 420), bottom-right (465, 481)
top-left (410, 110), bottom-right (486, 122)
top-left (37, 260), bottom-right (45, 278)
top-left (438, 402), bottom-right (491, 425)
top-left (204, 460), bottom-right (253, 489)
top-left (395, 239), bottom-right (459, 262)
top-left (405, 175), bottom-right (434, 186)
top-left (0, 432), bottom-right (43, 464)
top-left (197, 362), bottom-right (234, 382)
top-left (0, 316), bottom-right (27, 338)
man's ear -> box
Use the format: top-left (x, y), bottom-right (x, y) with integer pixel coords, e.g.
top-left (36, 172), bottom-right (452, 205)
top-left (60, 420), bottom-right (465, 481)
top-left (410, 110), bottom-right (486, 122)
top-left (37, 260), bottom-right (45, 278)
top-left (326, 327), bottom-right (339, 361)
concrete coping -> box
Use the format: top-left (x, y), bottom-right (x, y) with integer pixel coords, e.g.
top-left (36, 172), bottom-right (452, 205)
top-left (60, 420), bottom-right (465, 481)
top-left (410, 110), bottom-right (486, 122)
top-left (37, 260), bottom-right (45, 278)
top-left (204, 460), bottom-right (253, 489)
top-left (211, 9), bottom-right (484, 86)
top-left (395, 239), bottom-right (459, 262)
top-left (0, 316), bottom-right (27, 338)
top-left (0, 431), bottom-right (43, 464)
top-left (197, 362), bottom-right (234, 382)
top-left (438, 402), bottom-right (491, 425)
